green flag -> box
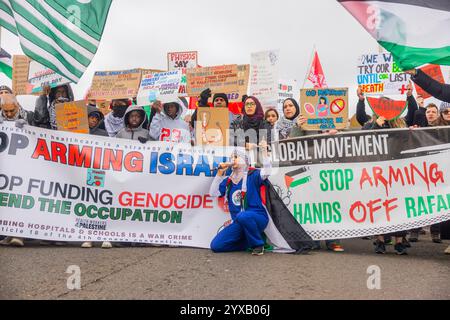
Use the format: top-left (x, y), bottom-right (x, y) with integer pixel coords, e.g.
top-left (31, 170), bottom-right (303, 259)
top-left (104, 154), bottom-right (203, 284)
top-left (0, 0), bottom-right (113, 83)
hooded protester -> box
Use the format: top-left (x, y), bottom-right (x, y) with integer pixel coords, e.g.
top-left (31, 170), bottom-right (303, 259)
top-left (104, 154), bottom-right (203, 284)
top-left (277, 98), bottom-right (301, 140)
top-left (104, 99), bottom-right (130, 137)
top-left (209, 144), bottom-right (272, 255)
top-left (406, 69), bottom-right (450, 103)
top-left (230, 96), bottom-right (272, 149)
top-left (115, 105), bottom-right (152, 141)
top-left (33, 84), bottom-right (74, 129)
top-left (87, 105), bottom-right (108, 137)
top-left (150, 99), bottom-right (191, 143)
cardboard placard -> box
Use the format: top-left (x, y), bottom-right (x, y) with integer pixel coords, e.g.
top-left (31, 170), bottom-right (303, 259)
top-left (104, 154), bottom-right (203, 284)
top-left (357, 53), bottom-right (410, 95)
top-left (187, 64), bottom-right (239, 97)
top-left (28, 60), bottom-right (71, 95)
top-left (300, 88), bottom-right (349, 131)
top-left (137, 70), bottom-right (182, 106)
top-left (195, 107), bottom-right (230, 147)
top-left (366, 97), bottom-right (408, 121)
top-left (12, 55), bottom-right (33, 96)
top-left (167, 51), bottom-right (198, 71)
top-left (278, 80), bottom-right (299, 114)
top-left (55, 100), bottom-right (89, 134)
top-left (249, 50), bottom-right (280, 110)
top-left (414, 65), bottom-right (445, 99)
top-left (88, 69), bottom-right (142, 100)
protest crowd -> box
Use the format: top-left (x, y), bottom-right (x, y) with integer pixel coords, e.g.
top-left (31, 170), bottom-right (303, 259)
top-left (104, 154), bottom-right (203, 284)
top-left (1, 56), bottom-right (449, 257)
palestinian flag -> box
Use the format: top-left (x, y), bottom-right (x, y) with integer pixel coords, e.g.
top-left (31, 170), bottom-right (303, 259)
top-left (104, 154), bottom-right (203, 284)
top-left (338, 0), bottom-right (450, 69)
top-left (0, 48), bottom-right (12, 79)
top-left (263, 181), bottom-right (315, 253)
top-left (284, 167), bottom-right (312, 189)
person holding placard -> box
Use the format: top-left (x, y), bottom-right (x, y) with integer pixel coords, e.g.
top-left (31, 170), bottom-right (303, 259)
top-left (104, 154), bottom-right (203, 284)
top-left (33, 84), bottom-right (74, 130)
top-left (277, 98), bottom-right (301, 140)
top-left (150, 99), bottom-right (191, 144)
top-left (104, 99), bottom-right (130, 137)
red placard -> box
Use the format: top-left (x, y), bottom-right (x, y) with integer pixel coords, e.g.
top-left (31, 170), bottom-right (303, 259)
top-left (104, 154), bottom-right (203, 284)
top-left (366, 97), bottom-right (408, 121)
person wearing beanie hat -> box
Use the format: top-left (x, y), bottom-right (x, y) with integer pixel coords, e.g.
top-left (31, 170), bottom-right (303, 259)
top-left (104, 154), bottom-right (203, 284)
top-left (209, 144), bottom-right (272, 255)
top-left (190, 88), bottom-right (230, 132)
top-left (439, 102), bottom-right (450, 125)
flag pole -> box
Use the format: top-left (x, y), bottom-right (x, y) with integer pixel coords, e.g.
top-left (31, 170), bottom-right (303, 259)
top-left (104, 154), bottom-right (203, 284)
top-left (302, 44), bottom-right (316, 88)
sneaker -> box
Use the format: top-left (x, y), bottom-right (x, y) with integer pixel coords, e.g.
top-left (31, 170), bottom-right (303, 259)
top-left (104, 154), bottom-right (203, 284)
top-left (374, 240), bottom-right (386, 254)
top-left (328, 243), bottom-right (345, 252)
top-left (251, 246), bottom-right (264, 256)
top-left (9, 238), bottom-right (24, 247)
top-left (394, 243), bottom-right (408, 255)
top-left (0, 237), bottom-right (12, 246)
top-left (101, 242), bottom-right (113, 249)
top-left (81, 242), bottom-right (93, 248)
top-left (445, 246), bottom-right (450, 255)
top-left (409, 231), bottom-right (419, 242)
top-left (431, 234), bottom-right (442, 244)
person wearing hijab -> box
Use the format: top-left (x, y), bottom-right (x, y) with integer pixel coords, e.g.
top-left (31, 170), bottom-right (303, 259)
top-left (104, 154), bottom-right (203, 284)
top-left (230, 96), bottom-right (272, 150)
top-left (209, 144), bottom-right (272, 255)
top-left (277, 98), bottom-right (301, 140)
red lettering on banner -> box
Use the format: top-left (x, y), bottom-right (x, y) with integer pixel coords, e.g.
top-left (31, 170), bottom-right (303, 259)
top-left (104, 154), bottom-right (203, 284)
top-left (359, 162), bottom-right (444, 196)
top-left (117, 192), bottom-right (214, 210)
top-left (32, 139), bottom-right (51, 160)
top-left (349, 198), bottom-right (399, 224)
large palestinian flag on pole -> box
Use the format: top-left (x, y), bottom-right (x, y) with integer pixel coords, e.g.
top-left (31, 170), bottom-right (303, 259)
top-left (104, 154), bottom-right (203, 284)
top-left (338, 0), bottom-right (450, 69)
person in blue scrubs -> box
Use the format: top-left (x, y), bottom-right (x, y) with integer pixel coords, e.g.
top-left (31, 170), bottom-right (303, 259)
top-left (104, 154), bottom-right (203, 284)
top-left (209, 143), bottom-right (271, 255)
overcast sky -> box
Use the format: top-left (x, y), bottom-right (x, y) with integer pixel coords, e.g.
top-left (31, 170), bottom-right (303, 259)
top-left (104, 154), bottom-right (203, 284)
top-left (1, 0), bottom-right (448, 113)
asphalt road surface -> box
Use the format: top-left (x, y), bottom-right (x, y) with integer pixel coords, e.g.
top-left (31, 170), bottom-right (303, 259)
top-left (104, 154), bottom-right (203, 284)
top-left (0, 237), bottom-right (449, 300)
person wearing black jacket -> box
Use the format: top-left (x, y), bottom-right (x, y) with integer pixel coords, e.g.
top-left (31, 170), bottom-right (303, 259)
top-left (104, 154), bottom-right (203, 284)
top-left (406, 69), bottom-right (450, 103)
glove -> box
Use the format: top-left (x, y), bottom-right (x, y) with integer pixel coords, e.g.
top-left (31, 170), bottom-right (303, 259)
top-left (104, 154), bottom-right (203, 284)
top-left (15, 119), bottom-right (27, 128)
top-left (199, 88), bottom-right (212, 107)
top-left (138, 137), bottom-right (149, 144)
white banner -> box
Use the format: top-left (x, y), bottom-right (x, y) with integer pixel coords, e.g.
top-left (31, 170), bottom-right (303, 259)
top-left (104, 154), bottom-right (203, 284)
top-left (0, 122), bottom-right (232, 248)
top-left (137, 70), bottom-right (182, 106)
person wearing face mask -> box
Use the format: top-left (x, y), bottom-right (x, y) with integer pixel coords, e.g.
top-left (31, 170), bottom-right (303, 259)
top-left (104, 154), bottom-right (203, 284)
top-left (209, 145), bottom-right (272, 255)
top-left (277, 98), bottom-right (301, 140)
top-left (104, 99), bottom-right (130, 137)
top-left (33, 84), bottom-right (74, 129)
top-left (149, 99), bottom-right (191, 143)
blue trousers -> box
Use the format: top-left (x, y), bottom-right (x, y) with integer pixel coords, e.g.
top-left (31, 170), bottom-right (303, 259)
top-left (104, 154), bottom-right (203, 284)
top-left (211, 210), bottom-right (269, 253)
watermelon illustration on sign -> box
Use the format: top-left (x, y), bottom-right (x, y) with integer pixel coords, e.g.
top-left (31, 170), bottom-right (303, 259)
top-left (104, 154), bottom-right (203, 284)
top-left (366, 97), bottom-right (408, 121)
top-left (304, 103), bottom-right (315, 115)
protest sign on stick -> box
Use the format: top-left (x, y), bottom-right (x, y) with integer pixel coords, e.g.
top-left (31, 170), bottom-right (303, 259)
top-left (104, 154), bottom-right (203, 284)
top-left (88, 69), bottom-right (142, 100)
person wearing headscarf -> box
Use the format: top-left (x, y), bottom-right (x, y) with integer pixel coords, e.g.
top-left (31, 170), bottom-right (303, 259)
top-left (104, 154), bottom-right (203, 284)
top-left (439, 102), bottom-right (450, 126)
top-left (277, 98), bottom-right (300, 140)
top-left (230, 96), bottom-right (272, 150)
top-left (209, 144), bottom-right (272, 255)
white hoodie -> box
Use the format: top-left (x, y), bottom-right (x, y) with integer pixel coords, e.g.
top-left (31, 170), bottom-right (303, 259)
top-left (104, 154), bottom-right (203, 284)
top-left (150, 99), bottom-right (191, 143)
